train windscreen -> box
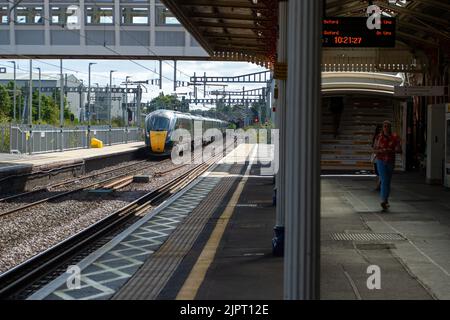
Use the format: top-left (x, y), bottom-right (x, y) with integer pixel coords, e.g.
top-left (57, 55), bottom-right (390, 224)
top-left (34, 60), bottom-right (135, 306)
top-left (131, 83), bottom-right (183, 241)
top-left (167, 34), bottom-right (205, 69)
top-left (149, 116), bottom-right (170, 131)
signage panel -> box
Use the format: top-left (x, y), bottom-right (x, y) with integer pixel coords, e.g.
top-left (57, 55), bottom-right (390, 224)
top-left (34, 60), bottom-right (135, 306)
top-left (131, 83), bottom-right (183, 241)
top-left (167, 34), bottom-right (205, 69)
top-left (322, 17), bottom-right (396, 48)
top-left (394, 86), bottom-right (446, 97)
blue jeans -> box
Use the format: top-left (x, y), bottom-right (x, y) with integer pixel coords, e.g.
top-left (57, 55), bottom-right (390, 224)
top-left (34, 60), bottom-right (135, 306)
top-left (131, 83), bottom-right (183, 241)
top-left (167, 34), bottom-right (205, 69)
top-left (376, 160), bottom-right (394, 202)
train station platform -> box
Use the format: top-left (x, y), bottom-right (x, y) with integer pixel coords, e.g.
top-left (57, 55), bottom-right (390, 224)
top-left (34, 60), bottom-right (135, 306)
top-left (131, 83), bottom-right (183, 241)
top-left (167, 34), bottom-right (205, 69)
top-left (26, 144), bottom-right (450, 300)
top-left (0, 142), bottom-right (145, 193)
top-left (0, 142), bottom-right (145, 176)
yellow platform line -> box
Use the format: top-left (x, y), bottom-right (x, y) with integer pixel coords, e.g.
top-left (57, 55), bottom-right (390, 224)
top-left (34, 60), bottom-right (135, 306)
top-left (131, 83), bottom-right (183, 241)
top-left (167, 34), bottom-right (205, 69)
top-left (176, 145), bottom-right (256, 300)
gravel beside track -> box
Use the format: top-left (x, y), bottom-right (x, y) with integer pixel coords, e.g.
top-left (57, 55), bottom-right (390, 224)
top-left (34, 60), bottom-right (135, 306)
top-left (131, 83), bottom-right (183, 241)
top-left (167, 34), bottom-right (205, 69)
top-left (0, 158), bottom-right (198, 274)
top-left (0, 159), bottom-right (168, 213)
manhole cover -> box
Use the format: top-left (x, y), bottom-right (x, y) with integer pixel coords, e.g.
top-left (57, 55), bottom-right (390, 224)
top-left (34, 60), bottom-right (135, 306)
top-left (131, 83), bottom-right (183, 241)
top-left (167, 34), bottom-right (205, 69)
top-left (330, 232), bottom-right (405, 241)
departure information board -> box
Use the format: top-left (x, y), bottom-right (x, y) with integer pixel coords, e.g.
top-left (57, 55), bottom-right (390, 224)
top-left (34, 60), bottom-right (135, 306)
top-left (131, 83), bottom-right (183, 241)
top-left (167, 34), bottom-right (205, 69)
top-left (322, 17), bottom-right (396, 48)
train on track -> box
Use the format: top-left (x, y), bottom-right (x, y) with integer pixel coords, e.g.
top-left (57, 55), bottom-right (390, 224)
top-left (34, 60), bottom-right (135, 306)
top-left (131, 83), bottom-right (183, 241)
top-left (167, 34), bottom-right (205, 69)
top-left (144, 110), bottom-right (228, 156)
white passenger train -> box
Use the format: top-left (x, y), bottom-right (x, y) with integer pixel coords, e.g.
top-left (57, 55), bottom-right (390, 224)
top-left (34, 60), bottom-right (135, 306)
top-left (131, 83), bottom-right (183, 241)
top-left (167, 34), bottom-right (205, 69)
top-left (144, 110), bottom-right (228, 156)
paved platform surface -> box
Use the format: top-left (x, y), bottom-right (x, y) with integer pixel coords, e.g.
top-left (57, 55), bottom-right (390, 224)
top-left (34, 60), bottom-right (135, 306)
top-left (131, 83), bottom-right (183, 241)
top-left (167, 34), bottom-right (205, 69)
top-left (25, 143), bottom-right (450, 299)
top-left (0, 142), bottom-right (145, 176)
top-left (322, 172), bottom-right (450, 300)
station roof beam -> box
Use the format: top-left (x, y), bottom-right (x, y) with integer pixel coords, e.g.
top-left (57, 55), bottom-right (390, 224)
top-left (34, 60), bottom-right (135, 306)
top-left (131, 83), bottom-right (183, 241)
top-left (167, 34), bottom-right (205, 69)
top-left (162, 0), bottom-right (278, 67)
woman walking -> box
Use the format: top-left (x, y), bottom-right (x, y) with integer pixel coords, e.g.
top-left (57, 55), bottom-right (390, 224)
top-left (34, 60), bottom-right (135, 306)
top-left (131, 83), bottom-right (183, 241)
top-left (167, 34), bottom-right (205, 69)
top-left (374, 120), bottom-right (402, 211)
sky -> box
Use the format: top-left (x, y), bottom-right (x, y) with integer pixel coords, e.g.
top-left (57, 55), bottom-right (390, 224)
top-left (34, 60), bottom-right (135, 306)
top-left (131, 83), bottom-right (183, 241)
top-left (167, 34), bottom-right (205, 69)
top-left (0, 59), bottom-right (268, 110)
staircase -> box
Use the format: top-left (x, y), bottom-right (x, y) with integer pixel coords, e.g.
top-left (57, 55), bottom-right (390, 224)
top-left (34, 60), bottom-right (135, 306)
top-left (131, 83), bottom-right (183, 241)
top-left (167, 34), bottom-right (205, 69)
top-left (321, 101), bottom-right (401, 172)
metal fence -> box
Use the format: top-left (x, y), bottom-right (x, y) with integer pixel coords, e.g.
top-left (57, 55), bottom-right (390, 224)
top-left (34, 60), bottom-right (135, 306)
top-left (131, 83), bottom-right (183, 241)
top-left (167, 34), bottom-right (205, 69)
top-left (8, 125), bottom-right (143, 155)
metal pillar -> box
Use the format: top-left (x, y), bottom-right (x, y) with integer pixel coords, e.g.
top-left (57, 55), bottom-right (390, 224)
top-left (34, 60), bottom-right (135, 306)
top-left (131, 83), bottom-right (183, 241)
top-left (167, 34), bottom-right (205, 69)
top-left (88, 63), bottom-right (96, 148)
top-left (60, 60), bottom-right (64, 126)
top-left (137, 84), bottom-right (142, 128)
top-left (204, 72), bottom-right (206, 98)
top-left (272, 0), bottom-right (288, 256)
top-left (125, 76), bottom-right (131, 125)
top-left (79, 84), bottom-right (84, 122)
top-left (27, 60), bottom-right (33, 155)
top-left (159, 60), bottom-right (163, 90)
top-left (284, 0), bottom-right (322, 300)
top-left (60, 60), bottom-right (64, 151)
top-left (88, 62), bottom-right (96, 125)
top-left (193, 72), bottom-right (197, 103)
top-left (28, 60), bottom-right (33, 125)
top-left (109, 70), bottom-right (116, 126)
top-left (37, 67), bottom-right (41, 122)
top-left (173, 60), bottom-right (177, 92)
top-left (13, 62), bottom-right (16, 122)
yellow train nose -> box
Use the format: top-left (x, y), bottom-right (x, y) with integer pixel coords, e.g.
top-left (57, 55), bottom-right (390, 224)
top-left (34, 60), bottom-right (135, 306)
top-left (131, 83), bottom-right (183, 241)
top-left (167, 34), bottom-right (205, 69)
top-left (150, 131), bottom-right (168, 153)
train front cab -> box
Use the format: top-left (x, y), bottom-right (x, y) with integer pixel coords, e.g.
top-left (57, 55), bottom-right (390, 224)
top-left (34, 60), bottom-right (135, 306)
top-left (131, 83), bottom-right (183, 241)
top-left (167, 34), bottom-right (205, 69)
top-left (145, 113), bottom-right (173, 156)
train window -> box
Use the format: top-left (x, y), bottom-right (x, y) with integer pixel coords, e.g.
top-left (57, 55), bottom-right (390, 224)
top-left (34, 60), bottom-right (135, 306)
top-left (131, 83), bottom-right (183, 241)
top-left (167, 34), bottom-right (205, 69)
top-left (176, 118), bottom-right (184, 129)
top-left (185, 119), bottom-right (192, 132)
top-left (150, 116), bottom-right (170, 131)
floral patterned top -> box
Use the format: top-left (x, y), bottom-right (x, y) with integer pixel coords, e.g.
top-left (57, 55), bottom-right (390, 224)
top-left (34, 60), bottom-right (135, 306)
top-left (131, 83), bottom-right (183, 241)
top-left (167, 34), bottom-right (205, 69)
top-left (375, 133), bottom-right (400, 163)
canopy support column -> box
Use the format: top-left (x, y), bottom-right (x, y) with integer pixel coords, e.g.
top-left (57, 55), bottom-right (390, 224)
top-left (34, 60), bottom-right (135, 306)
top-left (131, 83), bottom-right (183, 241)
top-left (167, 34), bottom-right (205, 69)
top-left (284, 0), bottom-right (322, 300)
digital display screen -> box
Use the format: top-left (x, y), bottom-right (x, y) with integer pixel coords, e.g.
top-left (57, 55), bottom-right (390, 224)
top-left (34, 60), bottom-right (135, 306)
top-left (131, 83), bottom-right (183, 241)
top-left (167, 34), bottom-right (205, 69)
top-left (322, 17), bottom-right (396, 48)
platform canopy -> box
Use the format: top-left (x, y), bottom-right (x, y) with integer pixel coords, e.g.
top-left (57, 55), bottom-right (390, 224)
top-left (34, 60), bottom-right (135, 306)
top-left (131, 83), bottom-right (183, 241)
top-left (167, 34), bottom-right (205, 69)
top-left (161, 0), bottom-right (450, 69)
top-left (161, 0), bottom-right (278, 67)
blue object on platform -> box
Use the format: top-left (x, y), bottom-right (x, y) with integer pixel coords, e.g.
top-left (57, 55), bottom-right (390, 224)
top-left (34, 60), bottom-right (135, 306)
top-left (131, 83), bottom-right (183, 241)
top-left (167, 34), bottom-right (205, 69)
top-left (272, 225), bottom-right (284, 257)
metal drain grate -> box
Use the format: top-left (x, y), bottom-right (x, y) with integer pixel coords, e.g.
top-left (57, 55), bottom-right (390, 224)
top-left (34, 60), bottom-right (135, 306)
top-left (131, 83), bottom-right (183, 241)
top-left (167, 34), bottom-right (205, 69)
top-left (330, 232), bottom-right (405, 241)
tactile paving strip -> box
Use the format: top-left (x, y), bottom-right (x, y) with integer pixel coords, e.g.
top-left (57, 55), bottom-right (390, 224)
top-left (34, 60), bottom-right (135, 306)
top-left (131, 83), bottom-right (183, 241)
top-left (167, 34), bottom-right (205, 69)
top-left (30, 166), bottom-right (230, 300)
top-left (112, 164), bottom-right (244, 300)
top-left (330, 232), bottom-right (405, 241)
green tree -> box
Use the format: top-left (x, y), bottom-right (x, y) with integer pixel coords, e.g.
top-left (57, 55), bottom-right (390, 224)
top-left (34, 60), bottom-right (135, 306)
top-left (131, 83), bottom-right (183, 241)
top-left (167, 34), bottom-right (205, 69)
top-left (0, 84), bottom-right (11, 119)
top-left (148, 93), bottom-right (184, 112)
top-left (31, 89), bottom-right (75, 125)
top-left (6, 81), bottom-right (22, 121)
top-left (40, 95), bottom-right (59, 124)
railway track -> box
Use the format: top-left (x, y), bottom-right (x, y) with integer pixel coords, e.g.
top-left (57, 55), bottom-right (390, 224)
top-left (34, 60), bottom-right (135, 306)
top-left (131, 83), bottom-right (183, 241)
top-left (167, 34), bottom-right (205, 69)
top-left (0, 159), bottom-right (172, 218)
top-left (0, 159), bottom-right (158, 203)
top-left (0, 153), bottom-right (219, 299)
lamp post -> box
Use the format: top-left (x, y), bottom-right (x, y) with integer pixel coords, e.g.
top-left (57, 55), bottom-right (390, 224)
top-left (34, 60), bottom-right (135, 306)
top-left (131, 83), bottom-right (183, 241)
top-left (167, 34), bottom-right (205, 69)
top-left (87, 62), bottom-right (96, 148)
top-left (88, 62), bottom-right (96, 126)
top-left (8, 61), bottom-right (16, 122)
top-left (109, 70), bottom-right (116, 126)
top-left (28, 60), bottom-right (32, 125)
top-left (35, 67), bottom-right (41, 122)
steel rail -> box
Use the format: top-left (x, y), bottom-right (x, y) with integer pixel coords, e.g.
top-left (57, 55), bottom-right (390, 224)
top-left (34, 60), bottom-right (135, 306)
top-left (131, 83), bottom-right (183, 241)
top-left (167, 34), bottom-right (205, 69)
top-left (0, 159), bottom-right (151, 203)
top-left (0, 159), bottom-right (172, 218)
top-left (0, 154), bottom-right (219, 299)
